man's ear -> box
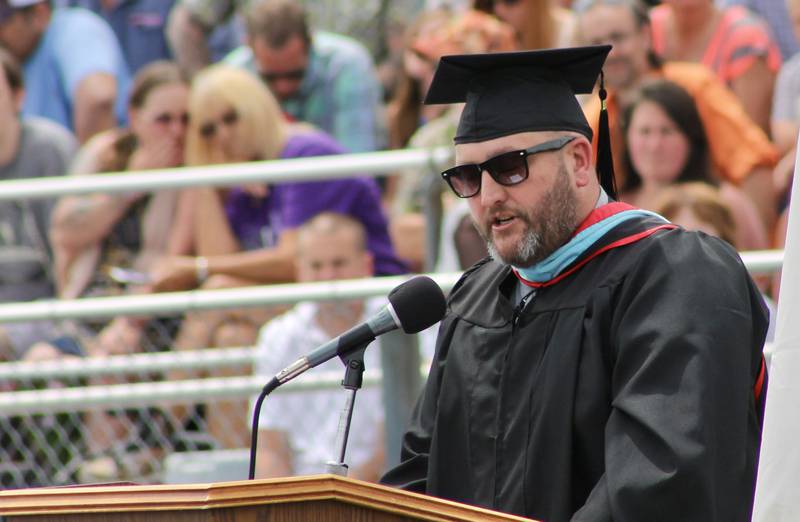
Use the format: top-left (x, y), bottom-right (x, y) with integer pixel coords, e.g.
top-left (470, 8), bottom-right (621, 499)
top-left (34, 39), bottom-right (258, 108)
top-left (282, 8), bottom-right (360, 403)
top-left (569, 136), bottom-right (594, 187)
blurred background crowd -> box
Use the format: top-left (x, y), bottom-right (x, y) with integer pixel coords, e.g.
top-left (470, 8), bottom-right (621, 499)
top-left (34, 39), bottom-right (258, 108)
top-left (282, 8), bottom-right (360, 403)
top-left (0, 0), bottom-right (794, 488)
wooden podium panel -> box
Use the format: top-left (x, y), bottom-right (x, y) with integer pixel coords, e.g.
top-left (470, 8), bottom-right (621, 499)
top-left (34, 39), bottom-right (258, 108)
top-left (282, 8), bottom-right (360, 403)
top-left (0, 474), bottom-right (537, 522)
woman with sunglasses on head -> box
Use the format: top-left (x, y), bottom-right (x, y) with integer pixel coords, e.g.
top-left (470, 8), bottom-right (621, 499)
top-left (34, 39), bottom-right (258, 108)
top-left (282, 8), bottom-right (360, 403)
top-left (155, 64), bottom-right (404, 292)
top-left (151, 64), bottom-right (404, 448)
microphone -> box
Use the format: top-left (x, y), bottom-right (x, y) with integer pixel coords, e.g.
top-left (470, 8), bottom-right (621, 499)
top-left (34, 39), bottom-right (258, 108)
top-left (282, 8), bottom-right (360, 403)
top-left (249, 275), bottom-right (446, 479)
top-left (272, 275), bottom-right (447, 385)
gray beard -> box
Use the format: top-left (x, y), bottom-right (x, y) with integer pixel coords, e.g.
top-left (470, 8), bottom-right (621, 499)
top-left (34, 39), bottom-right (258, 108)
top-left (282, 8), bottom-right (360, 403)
top-left (484, 161), bottom-right (577, 267)
top-left (487, 229), bottom-right (541, 266)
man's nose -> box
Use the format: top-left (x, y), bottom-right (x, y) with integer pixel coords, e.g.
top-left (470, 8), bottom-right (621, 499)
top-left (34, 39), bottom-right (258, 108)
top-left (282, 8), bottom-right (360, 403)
top-left (170, 119), bottom-right (187, 136)
top-left (317, 266), bottom-right (338, 281)
top-left (479, 170), bottom-right (507, 206)
top-left (643, 132), bottom-right (665, 149)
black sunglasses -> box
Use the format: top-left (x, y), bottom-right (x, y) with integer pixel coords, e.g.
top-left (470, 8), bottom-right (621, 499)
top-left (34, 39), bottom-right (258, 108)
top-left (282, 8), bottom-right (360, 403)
top-left (441, 136), bottom-right (576, 198)
top-left (199, 110), bottom-right (239, 139)
top-left (260, 68), bottom-right (306, 83)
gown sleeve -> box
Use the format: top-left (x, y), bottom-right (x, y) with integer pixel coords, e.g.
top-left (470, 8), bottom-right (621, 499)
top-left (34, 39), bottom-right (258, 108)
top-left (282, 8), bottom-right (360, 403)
top-left (573, 234), bottom-right (768, 522)
top-left (380, 314), bottom-right (459, 492)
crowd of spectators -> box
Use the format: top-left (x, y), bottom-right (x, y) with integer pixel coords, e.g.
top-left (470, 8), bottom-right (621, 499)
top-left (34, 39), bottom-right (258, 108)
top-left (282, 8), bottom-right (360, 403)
top-left (0, 0), bottom-right (795, 485)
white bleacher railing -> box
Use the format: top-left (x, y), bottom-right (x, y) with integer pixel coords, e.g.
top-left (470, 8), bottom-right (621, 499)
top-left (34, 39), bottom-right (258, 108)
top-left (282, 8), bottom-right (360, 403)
top-left (0, 251), bottom-right (782, 325)
top-left (0, 347), bottom-right (255, 381)
top-left (0, 273), bottom-right (462, 323)
top-left (0, 373), bottom-right (382, 416)
top-left (0, 249), bottom-right (784, 415)
top-left (0, 147), bottom-right (453, 200)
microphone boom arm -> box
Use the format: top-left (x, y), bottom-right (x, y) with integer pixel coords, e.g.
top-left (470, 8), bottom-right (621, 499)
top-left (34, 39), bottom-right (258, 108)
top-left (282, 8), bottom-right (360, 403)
top-left (325, 341), bottom-right (369, 476)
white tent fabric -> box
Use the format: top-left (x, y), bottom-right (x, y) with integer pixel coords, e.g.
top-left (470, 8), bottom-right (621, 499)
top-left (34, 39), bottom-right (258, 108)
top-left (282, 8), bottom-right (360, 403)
top-left (752, 139), bottom-right (800, 521)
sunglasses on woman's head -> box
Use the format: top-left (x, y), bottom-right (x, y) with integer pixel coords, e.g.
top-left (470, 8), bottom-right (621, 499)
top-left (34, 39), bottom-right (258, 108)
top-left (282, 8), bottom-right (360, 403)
top-left (441, 135), bottom-right (576, 198)
top-left (199, 109), bottom-right (239, 139)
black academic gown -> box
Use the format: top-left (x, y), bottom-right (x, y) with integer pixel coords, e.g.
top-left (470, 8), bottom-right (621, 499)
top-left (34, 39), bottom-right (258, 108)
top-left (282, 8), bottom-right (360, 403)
top-left (382, 215), bottom-right (768, 522)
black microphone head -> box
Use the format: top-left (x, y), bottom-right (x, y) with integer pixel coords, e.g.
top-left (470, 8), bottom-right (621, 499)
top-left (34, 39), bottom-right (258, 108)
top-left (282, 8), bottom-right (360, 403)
top-left (388, 276), bottom-right (447, 334)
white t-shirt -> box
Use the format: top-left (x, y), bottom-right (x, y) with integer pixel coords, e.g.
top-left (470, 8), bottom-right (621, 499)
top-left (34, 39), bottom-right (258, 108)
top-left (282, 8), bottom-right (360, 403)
top-left (252, 299), bottom-right (384, 475)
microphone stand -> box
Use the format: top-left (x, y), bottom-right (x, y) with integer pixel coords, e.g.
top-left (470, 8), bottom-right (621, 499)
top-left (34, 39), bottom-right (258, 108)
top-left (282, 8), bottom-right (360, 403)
top-left (325, 342), bottom-right (369, 476)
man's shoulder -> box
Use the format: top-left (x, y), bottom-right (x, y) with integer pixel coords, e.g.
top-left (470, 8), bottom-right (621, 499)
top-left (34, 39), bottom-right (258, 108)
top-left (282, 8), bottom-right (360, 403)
top-left (314, 31), bottom-right (371, 57)
top-left (255, 303), bottom-right (321, 357)
top-left (263, 302), bottom-right (318, 334)
top-left (778, 52), bottom-right (800, 79)
top-left (617, 228), bottom-right (766, 338)
top-left (50, 6), bottom-right (115, 34)
top-left (454, 257), bottom-right (505, 285)
top-left (23, 118), bottom-right (77, 148)
top-left (445, 258), bottom-right (511, 323)
top-left (43, 8), bottom-right (123, 70)
top-left (223, 45), bottom-right (256, 72)
top-left (624, 226), bottom-right (747, 282)
top-left (16, 118), bottom-right (77, 174)
top-left (312, 31), bottom-right (374, 71)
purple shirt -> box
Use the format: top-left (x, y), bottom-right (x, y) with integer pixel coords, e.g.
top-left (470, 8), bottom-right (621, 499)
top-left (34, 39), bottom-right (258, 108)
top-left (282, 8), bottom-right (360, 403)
top-left (224, 131), bottom-right (406, 275)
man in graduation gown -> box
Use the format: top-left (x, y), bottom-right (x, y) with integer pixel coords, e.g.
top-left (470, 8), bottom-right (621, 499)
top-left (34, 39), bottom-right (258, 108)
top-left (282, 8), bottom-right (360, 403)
top-left (380, 45), bottom-right (768, 522)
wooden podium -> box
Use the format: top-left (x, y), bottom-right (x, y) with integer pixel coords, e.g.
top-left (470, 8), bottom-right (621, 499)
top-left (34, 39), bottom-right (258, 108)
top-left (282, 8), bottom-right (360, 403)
top-left (0, 474), bottom-right (537, 521)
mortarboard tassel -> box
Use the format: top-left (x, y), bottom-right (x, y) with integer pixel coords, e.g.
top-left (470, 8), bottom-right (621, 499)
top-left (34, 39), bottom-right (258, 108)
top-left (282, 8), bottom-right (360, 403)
top-left (596, 71), bottom-right (617, 200)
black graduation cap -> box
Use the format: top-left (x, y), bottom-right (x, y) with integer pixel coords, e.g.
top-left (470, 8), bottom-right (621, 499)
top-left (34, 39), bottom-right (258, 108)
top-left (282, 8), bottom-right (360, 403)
top-left (425, 45), bottom-right (617, 199)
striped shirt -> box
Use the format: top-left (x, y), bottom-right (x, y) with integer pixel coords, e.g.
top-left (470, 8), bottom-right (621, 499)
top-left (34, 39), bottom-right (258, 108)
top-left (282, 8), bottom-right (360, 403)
top-left (650, 5), bottom-right (781, 86)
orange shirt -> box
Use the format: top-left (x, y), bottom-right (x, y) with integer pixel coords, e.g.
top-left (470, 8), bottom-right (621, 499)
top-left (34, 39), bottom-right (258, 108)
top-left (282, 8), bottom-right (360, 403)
top-left (584, 61), bottom-right (777, 186)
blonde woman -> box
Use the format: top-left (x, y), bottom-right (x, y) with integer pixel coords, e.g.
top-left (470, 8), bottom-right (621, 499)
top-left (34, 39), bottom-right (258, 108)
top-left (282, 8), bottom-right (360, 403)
top-left (153, 65), bottom-right (403, 448)
top-left (152, 65), bottom-right (403, 293)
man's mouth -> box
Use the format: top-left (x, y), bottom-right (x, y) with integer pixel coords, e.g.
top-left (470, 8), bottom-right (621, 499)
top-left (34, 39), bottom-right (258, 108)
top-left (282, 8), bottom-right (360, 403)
top-left (491, 215), bottom-right (517, 229)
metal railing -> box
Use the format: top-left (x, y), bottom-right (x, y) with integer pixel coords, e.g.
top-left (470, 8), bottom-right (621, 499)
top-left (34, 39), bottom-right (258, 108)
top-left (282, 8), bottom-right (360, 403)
top-left (0, 273), bottom-right (462, 324)
top-left (0, 147), bottom-right (453, 200)
top-left (0, 250), bottom-right (781, 325)
top-left (0, 348), bottom-right (254, 382)
top-left (0, 249), bottom-right (783, 416)
top-left (0, 372), bottom-right (381, 416)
